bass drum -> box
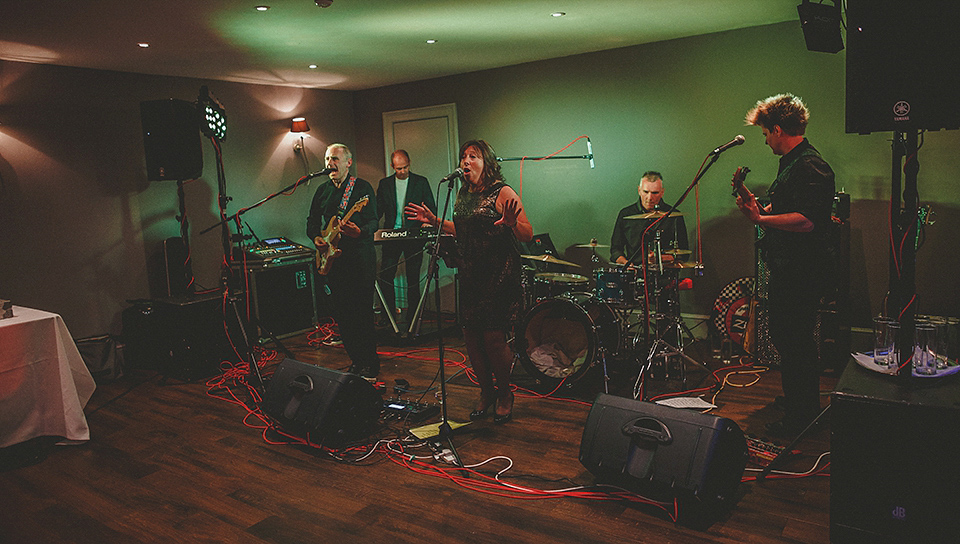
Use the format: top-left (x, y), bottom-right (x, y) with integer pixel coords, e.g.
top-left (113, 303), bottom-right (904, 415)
top-left (515, 293), bottom-right (620, 385)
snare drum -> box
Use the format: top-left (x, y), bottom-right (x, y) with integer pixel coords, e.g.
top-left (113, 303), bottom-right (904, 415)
top-left (533, 272), bottom-right (589, 300)
top-left (594, 267), bottom-right (640, 306)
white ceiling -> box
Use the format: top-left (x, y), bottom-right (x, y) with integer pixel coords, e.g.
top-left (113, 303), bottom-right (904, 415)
top-left (0, 0), bottom-right (802, 91)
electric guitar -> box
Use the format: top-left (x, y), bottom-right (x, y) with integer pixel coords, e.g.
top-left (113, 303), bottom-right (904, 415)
top-left (314, 195), bottom-right (369, 275)
top-left (731, 166), bottom-right (758, 355)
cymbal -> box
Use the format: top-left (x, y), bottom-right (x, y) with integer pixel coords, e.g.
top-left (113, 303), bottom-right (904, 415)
top-left (662, 261), bottom-right (701, 269)
top-left (664, 249), bottom-right (692, 256)
top-left (624, 210), bottom-right (684, 220)
top-left (521, 254), bottom-right (580, 267)
top-left (574, 242), bottom-right (610, 248)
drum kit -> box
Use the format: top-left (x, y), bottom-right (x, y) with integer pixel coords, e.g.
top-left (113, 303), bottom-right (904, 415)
top-left (514, 217), bottom-right (701, 395)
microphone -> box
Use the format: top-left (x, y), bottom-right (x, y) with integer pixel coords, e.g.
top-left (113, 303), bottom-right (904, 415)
top-left (586, 138), bottom-right (595, 169)
top-left (710, 135), bottom-right (745, 155)
top-left (305, 167), bottom-right (334, 180)
top-left (439, 168), bottom-right (466, 183)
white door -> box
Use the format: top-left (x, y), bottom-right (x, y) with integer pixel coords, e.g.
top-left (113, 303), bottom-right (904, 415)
top-left (382, 104), bottom-right (459, 323)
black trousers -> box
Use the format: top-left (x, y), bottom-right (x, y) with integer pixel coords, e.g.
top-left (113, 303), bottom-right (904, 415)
top-left (377, 240), bottom-right (426, 321)
top-left (322, 261), bottom-right (379, 372)
top-left (766, 260), bottom-right (827, 429)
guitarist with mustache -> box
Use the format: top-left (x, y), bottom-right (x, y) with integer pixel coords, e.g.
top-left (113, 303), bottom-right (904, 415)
top-left (307, 143), bottom-right (381, 379)
top-left (734, 94), bottom-right (835, 438)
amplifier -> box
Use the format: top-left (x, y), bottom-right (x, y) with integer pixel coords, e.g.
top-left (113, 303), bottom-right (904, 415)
top-left (232, 259), bottom-right (317, 342)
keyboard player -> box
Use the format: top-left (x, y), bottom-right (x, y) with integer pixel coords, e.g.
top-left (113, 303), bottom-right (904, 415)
top-left (376, 150), bottom-right (437, 324)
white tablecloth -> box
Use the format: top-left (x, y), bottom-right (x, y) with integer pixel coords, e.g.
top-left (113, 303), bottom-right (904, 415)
top-left (0, 306), bottom-right (96, 448)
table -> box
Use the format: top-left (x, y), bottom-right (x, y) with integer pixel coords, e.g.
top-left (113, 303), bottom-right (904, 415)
top-left (0, 306), bottom-right (96, 448)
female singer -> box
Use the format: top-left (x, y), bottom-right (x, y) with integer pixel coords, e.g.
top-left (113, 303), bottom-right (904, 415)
top-left (405, 140), bottom-right (532, 423)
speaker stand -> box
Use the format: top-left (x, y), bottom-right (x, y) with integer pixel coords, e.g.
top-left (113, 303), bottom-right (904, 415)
top-left (757, 402), bottom-right (831, 482)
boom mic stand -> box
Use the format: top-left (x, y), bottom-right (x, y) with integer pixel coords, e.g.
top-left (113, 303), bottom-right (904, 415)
top-left (413, 177), bottom-right (463, 468)
top-left (627, 150), bottom-right (725, 399)
top-left (200, 173), bottom-right (320, 394)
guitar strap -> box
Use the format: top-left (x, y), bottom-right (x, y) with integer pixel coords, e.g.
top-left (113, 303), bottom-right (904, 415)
top-left (337, 176), bottom-right (357, 217)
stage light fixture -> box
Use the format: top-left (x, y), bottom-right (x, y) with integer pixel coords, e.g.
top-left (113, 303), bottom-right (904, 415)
top-left (797, 0), bottom-right (844, 53)
top-left (198, 85), bottom-right (227, 141)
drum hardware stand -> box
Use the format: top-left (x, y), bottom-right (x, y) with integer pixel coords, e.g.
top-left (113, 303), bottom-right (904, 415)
top-left (412, 176), bottom-right (464, 469)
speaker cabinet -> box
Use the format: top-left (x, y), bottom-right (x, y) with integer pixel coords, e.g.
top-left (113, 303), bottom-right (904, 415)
top-left (845, 1), bottom-right (960, 134)
top-left (831, 363), bottom-right (960, 543)
top-left (262, 359), bottom-right (382, 448)
top-left (233, 258), bottom-right (317, 343)
top-left (121, 294), bottom-right (235, 379)
top-left (140, 98), bottom-right (203, 181)
top-left (579, 394), bottom-right (747, 517)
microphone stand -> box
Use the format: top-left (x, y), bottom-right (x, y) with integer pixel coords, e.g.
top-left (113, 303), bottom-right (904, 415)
top-left (627, 152), bottom-right (723, 399)
top-left (199, 173), bottom-right (318, 393)
top-left (414, 177), bottom-right (464, 468)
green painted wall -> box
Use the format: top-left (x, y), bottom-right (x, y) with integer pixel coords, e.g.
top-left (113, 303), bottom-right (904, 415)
top-left (355, 21), bottom-right (960, 325)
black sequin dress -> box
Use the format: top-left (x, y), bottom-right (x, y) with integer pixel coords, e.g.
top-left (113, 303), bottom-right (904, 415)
top-left (453, 181), bottom-right (523, 331)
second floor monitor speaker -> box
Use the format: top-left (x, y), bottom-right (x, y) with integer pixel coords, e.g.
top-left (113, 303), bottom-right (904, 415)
top-left (141, 98), bottom-right (203, 181)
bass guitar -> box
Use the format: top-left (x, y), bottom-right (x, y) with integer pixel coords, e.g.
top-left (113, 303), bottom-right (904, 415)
top-left (730, 166), bottom-right (758, 355)
top-left (314, 195), bottom-right (369, 275)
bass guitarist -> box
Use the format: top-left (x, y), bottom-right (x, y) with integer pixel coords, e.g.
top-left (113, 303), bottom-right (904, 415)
top-left (734, 94), bottom-right (835, 438)
top-left (307, 143), bottom-right (381, 379)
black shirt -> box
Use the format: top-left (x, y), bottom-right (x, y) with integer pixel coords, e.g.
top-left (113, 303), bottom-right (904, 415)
top-left (760, 138), bottom-right (835, 266)
top-left (610, 201), bottom-right (688, 264)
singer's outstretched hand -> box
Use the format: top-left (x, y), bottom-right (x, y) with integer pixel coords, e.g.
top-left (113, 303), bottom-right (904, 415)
top-left (405, 202), bottom-right (436, 227)
top-left (495, 198), bottom-right (521, 229)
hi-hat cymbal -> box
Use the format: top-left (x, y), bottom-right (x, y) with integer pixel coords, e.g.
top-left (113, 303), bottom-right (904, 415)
top-left (521, 254), bottom-right (580, 267)
top-left (664, 249), bottom-right (692, 256)
top-left (574, 242), bottom-right (610, 248)
top-left (624, 210), bottom-right (684, 220)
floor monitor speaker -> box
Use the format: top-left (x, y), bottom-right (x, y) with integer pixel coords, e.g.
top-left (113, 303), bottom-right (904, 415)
top-left (579, 393), bottom-right (747, 520)
top-left (262, 359), bottom-right (382, 449)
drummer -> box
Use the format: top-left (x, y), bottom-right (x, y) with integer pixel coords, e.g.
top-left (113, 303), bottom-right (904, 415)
top-left (610, 171), bottom-right (688, 267)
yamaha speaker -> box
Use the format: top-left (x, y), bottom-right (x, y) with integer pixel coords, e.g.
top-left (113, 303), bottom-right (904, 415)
top-left (845, 0), bottom-right (960, 134)
top-left (580, 394), bottom-right (747, 519)
top-left (233, 259), bottom-right (317, 342)
top-left (262, 359), bottom-right (382, 448)
top-left (831, 363), bottom-right (960, 543)
top-left (140, 98), bottom-right (203, 181)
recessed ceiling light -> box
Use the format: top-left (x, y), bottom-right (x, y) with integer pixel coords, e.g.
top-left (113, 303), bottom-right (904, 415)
top-left (137, 42), bottom-right (150, 48)
top-left (309, 64), bottom-right (318, 69)
top-left (255, 5), bottom-right (270, 11)
top-left (426, 39), bottom-right (437, 44)
top-left (551, 12), bottom-right (565, 17)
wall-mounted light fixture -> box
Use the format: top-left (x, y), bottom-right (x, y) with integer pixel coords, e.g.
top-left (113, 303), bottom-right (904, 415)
top-left (291, 116), bottom-right (310, 153)
top-left (291, 117), bottom-right (311, 173)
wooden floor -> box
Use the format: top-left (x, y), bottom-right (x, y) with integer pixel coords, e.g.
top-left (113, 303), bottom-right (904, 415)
top-left (1, 318), bottom-right (839, 543)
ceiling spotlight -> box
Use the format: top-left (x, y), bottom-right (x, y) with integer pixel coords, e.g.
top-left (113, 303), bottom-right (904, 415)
top-left (426, 39), bottom-right (437, 44)
top-left (255, 5), bottom-right (270, 11)
top-left (138, 42), bottom-right (150, 48)
top-left (315, 0), bottom-right (333, 7)
top-left (309, 64), bottom-right (318, 69)
top-left (551, 12), bottom-right (565, 17)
